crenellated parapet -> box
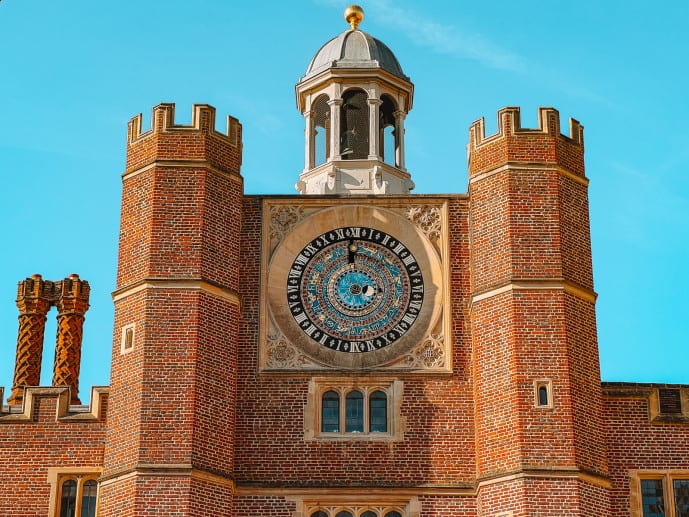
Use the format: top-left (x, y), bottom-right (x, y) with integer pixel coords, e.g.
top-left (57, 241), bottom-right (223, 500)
top-left (125, 103), bottom-right (243, 176)
top-left (0, 386), bottom-right (108, 423)
top-left (468, 107), bottom-right (585, 178)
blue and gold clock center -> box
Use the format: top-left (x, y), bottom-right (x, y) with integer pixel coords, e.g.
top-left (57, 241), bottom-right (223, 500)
top-left (335, 269), bottom-right (377, 309)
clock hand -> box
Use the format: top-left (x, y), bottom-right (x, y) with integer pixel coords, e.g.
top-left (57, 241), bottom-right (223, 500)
top-left (348, 238), bottom-right (357, 264)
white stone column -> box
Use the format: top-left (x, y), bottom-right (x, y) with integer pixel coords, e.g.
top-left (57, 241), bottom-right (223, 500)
top-left (394, 110), bottom-right (407, 171)
top-left (328, 99), bottom-right (343, 160)
top-left (303, 109), bottom-right (314, 172)
top-left (368, 98), bottom-right (383, 160)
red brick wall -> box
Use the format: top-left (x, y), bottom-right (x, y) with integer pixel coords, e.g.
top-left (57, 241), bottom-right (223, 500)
top-left (0, 390), bottom-right (107, 516)
top-left (604, 385), bottom-right (689, 516)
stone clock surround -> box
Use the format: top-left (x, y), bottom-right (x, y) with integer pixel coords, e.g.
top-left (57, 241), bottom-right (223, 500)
top-left (260, 197), bottom-right (450, 373)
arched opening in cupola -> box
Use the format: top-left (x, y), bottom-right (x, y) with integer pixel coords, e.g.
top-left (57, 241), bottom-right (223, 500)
top-left (312, 94), bottom-right (330, 166)
top-left (340, 89), bottom-right (369, 159)
top-left (380, 94), bottom-right (398, 166)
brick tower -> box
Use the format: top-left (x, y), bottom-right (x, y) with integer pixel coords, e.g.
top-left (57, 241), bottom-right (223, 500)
top-left (98, 104), bottom-right (243, 516)
top-left (468, 107), bottom-right (611, 515)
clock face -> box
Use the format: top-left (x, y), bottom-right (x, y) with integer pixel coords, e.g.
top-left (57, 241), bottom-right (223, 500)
top-left (287, 226), bottom-right (424, 353)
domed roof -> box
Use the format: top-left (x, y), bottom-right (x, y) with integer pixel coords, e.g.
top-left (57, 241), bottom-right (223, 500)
top-left (302, 29), bottom-right (409, 82)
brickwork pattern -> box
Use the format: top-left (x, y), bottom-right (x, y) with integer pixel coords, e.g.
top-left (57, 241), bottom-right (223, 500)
top-left (8, 276), bottom-right (54, 405)
top-left (477, 477), bottom-right (605, 516)
top-left (416, 496), bottom-right (476, 516)
top-left (604, 385), bottom-right (689, 516)
top-left (233, 496), bottom-right (297, 516)
top-left (9, 274), bottom-right (90, 406)
top-left (53, 275), bottom-right (90, 405)
top-left (8, 309), bottom-right (50, 404)
top-left (0, 389), bottom-right (107, 516)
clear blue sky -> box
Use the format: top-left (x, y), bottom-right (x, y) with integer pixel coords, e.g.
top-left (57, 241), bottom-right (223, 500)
top-left (1, 0), bottom-right (687, 400)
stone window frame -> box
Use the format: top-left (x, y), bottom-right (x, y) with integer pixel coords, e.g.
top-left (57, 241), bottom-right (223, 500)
top-left (47, 467), bottom-right (101, 517)
top-left (629, 469), bottom-right (689, 517)
top-left (306, 506), bottom-right (406, 517)
top-left (296, 496), bottom-right (420, 517)
top-left (533, 379), bottom-right (554, 409)
top-left (305, 377), bottom-right (405, 441)
top-left (120, 322), bottom-right (136, 354)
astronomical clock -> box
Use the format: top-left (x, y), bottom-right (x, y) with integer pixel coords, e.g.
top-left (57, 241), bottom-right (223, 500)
top-left (260, 199), bottom-right (451, 373)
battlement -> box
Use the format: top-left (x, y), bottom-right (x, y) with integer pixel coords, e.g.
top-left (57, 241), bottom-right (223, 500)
top-left (468, 107), bottom-right (586, 177)
top-left (127, 103), bottom-right (241, 146)
top-left (125, 103), bottom-right (243, 174)
top-left (0, 386), bottom-right (108, 423)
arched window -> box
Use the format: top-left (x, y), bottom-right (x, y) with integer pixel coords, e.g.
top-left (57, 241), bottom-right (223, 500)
top-left (534, 379), bottom-right (552, 408)
top-left (379, 95), bottom-right (397, 166)
top-left (311, 512), bottom-right (329, 517)
top-left (51, 473), bottom-right (100, 517)
top-left (385, 512), bottom-right (403, 517)
top-left (322, 390), bottom-right (340, 432)
top-left (59, 480), bottom-right (77, 517)
top-left (538, 385), bottom-right (549, 406)
top-left (345, 390), bottom-right (364, 432)
top-left (313, 94), bottom-right (330, 166)
top-left (362, 511), bottom-right (378, 517)
top-left (80, 480), bottom-right (98, 517)
top-left (335, 512), bottom-right (354, 517)
top-left (340, 89), bottom-right (369, 159)
top-left (369, 390), bottom-right (387, 432)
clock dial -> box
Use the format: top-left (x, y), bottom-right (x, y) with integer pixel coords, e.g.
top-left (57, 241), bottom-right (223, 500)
top-left (287, 226), bottom-right (424, 353)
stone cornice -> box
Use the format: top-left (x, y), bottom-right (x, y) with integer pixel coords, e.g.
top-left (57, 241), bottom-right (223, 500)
top-left (236, 485), bottom-right (473, 497)
top-left (476, 467), bottom-right (611, 490)
top-left (112, 278), bottom-right (241, 308)
top-left (122, 158), bottom-right (243, 184)
top-left (468, 162), bottom-right (589, 187)
top-left (99, 464), bottom-right (235, 489)
top-left (471, 278), bottom-right (597, 306)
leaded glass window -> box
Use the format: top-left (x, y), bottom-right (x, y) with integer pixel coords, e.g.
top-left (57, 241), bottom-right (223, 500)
top-left (345, 390), bottom-right (364, 432)
top-left (675, 479), bottom-right (689, 517)
top-left (641, 479), bottom-right (665, 516)
top-left (59, 480), bottom-right (77, 517)
top-left (369, 390), bottom-right (387, 432)
top-left (80, 480), bottom-right (97, 517)
top-left (322, 390), bottom-right (340, 432)
top-left (538, 385), bottom-right (549, 406)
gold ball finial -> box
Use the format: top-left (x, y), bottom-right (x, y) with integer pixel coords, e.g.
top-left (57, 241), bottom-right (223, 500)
top-left (344, 5), bottom-right (364, 30)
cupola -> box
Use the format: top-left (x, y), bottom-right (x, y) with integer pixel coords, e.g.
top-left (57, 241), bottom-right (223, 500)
top-left (295, 5), bottom-right (415, 194)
